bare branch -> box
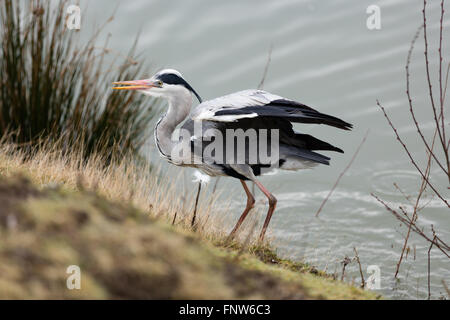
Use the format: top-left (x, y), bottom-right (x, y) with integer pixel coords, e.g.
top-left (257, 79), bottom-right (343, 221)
top-left (443, 62), bottom-right (450, 103)
top-left (372, 193), bottom-right (450, 259)
top-left (353, 247), bottom-right (365, 288)
top-left (315, 130), bottom-right (369, 217)
top-left (257, 44), bottom-right (273, 90)
top-left (428, 233), bottom-right (437, 300)
top-left (438, 0), bottom-right (447, 165)
top-left (405, 24), bottom-right (448, 176)
top-left (376, 100), bottom-right (449, 207)
top-left (191, 182), bottom-right (202, 229)
top-left (340, 256), bottom-right (352, 282)
top-left (395, 121), bottom-right (437, 278)
top-left (423, 1), bottom-right (446, 156)
top-left (393, 182), bottom-right (414, 206)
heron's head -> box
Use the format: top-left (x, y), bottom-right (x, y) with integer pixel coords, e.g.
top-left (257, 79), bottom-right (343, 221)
top-left (112, 69), bottom-right (202, 103)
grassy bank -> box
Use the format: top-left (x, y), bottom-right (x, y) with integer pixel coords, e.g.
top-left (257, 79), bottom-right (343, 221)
top-left (0, 142), bottom-right (380, 299)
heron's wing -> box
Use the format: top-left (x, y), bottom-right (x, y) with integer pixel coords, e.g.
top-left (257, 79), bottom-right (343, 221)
top-left (191, 89), bottom-right (352, 130)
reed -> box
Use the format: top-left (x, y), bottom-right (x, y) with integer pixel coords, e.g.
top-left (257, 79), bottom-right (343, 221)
top-left (0, 0), bottom-right (156, 162)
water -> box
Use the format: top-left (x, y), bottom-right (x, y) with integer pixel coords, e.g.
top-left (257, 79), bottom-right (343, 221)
top-left (80, 0), bottom-right (449, 299)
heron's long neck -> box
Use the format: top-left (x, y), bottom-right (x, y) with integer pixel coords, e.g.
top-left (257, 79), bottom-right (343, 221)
top-left (155, 93), bottom-right (192, 159)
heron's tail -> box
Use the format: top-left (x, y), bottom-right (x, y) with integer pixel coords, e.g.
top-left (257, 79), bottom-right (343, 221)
top-left (292, 133), bottom-right (344, 153)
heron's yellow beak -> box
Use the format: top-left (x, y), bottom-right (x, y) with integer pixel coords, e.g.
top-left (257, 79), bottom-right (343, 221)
top-left (112, 79), bottom-right (154, 90)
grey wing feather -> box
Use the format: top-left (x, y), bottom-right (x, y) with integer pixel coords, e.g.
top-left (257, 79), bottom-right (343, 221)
top-left (191, 89), bottom-right (352, 130)
top-left (181, 89), bottom-right (351, 178)
top-left (191, 90), bottom-right (283, 121)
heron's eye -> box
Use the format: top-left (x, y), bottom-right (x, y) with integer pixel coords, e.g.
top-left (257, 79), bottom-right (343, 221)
top-left (158, 80), bottom-right (163, 87)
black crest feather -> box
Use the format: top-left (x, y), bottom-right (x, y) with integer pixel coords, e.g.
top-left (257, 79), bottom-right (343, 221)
top-left (157, 73), bottom-right (202, 103)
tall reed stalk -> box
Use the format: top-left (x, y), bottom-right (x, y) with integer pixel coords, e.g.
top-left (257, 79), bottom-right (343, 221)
top-left (0, 0), bottom-right (156, 162)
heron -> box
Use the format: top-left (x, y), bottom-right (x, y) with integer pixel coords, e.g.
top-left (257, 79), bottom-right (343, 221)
top-left (112, 69), bottom-right (352, 242)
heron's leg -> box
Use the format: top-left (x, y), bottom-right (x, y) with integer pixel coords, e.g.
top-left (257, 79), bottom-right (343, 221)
top-left (253, 179), bottom-right (277, 242)
top-left (228, 180), bottom-right (255, 239)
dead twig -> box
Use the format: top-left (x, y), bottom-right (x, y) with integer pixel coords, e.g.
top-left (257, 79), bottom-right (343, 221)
top-left (340, 256), bottom-right (352, 282)
top-left (376, 100), bottom-right (449, 207)
top-left (376, 4), bottom-right (449, 289)
top-left (423, 1), bottom-right (448, 171)
top-left (191, 182), bottom-right (202, 229)
top-left (371, 193), bottom-right (450, 259)
top-left (438, 0), bottom-right (448, 178)
top-left (443, 62), bottom-right (450, 103)
top-left (257, 44), bottom-right (273, 90)
top-left (353, 247), bottom-right (365, 289)
top-left (315, 130), bottom-right (369, 217)
top-left (171, 211), bottom-right (177, 225)
top-left (428, 232), bottom-right (437, 300)
top-left (442, 280), bottom-right (450, 298)
top-left (394, 123), bottom-right (436, 278)
top-left (393, 183), bottom-right (414, 205)
top-left (405, 25), bottom-right (448, 176)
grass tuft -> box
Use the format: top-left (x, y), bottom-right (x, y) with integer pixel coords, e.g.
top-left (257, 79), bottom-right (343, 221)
top-left (0, 0), bottom-right (157, 162)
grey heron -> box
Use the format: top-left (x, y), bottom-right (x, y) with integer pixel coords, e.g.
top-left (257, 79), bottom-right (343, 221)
top-left (113, 69), bottom-right (352, 242)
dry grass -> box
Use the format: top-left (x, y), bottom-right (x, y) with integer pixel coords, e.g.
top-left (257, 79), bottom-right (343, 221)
top-left (0, 173), bottom-right (379, 299)
top-left (0, 138), bottom-right (234, 244)
top-left (0, 174), bottom-right (309, 299)
top-left (0, 139), bottom-right (381, 299)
